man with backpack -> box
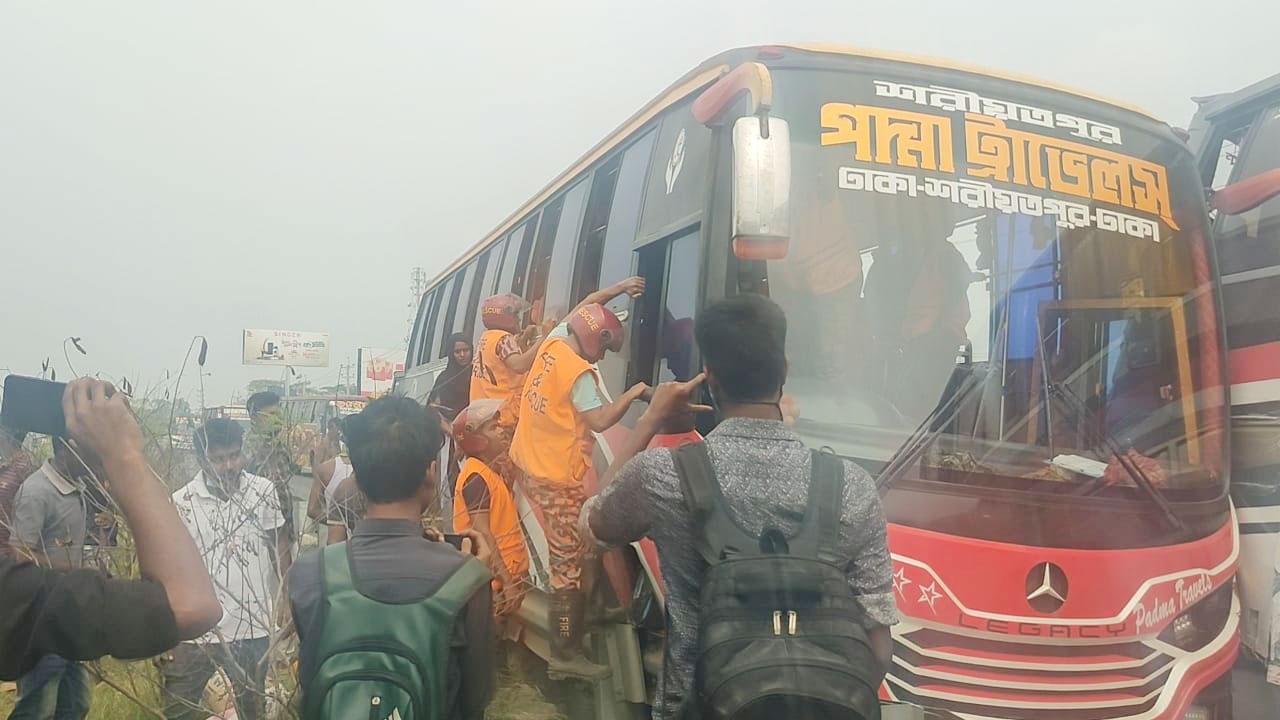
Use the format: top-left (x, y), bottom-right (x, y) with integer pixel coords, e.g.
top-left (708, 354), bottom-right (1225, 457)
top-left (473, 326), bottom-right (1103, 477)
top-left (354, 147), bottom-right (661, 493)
top-left (288, 397), bottom-right (496, 720)
top-left (581, 294), bottom-right (896, 720)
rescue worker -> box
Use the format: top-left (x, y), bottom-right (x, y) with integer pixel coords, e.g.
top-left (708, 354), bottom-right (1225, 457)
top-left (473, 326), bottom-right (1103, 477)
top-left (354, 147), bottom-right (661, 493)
top-left (471, 294), bottom-right (543, 430)
top-left (451, 400), bottom-right (529, 618)
top-left (508, 276), bottom-right (647, 677)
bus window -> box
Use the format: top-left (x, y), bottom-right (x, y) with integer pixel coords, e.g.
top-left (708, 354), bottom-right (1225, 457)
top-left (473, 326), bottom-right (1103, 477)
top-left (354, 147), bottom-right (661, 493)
top-left (495, 222), bottom-right (532, 296)
top-left (1218, 105), bottom-right (1280, 352)
top-left (1218, 104), bottom-right (1280, 274)
top-left (573, 155), bottom-right (622, 302)
top-left (426, 274), bottom-right (456, 363)
top-left (506, 213), bottom-right (537, 295)
top-left (524, 200), bottom-right (563, 325)
top-left (407, 288), bottom-right (435, 368)
top-left (449, 258), bottom-right (481, 339)
top-left (415, 289), bottom-right (443, 367)
top-left (543, 181), bottom-right (588, 323)
top-left (470, 238), bottom-right (508, 344)
top-left (658, 231), bottom-right (700, 382)
top-left (453, 251), bottom-right (486, 340)
top-left (573, 132), bottom-right (656, 314)
top-left (525, 181), bottom-right (587, 325)
top-left (437, 264), bottom-right (472, 359)
top-left (628, 227), bottom-right (700, 388)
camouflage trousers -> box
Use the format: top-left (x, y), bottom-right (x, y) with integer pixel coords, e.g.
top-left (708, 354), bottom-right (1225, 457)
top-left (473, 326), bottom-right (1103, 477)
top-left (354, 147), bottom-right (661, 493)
top-left (522, 474), bottom-right (587, 592)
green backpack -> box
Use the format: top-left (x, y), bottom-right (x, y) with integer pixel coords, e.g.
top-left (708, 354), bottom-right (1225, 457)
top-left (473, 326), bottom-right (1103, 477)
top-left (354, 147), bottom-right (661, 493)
top-left (302, 542), bottom-right (491, 720)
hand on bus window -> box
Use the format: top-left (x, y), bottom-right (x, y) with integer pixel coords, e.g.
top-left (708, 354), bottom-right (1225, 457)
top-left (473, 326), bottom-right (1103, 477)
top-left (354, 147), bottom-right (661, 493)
top-left (615, 275), bottom-right (646, 298)
top-left (642, 373), bottom-right (713, 426)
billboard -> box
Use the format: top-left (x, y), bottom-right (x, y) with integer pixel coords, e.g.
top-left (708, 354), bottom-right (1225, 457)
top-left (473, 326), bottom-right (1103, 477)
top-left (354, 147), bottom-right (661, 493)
top-left (242, 329), bottom-right (330, 367)
top-left (357, 348), bottom-right (406, 397)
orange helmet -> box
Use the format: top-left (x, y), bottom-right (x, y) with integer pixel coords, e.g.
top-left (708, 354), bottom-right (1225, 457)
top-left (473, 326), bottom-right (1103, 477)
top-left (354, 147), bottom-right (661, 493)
top-left (451, 399), bottom-right (503, 457)
top-left (481, 293), bottom-right (529, 334)
top-left (568, 303), bottom-right (624, 362)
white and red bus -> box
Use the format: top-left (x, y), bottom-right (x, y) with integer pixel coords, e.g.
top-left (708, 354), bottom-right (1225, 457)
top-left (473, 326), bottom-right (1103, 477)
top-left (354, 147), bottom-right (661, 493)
top-left (401, 45), bottom-right (1237, 720)
top-left (1190, 72), bottom-right (1280, 687)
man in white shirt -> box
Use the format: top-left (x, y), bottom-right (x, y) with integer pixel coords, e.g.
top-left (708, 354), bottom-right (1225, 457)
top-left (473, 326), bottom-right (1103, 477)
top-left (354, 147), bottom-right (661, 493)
top-left (162, 419), bottom-right (289, 720)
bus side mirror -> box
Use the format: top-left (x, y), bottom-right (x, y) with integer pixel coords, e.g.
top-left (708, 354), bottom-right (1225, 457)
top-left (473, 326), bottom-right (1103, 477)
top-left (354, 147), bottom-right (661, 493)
top-left (731, 115), bottom-right (791, 260)
top-left (1212, 168), bottom-right (1280, 216)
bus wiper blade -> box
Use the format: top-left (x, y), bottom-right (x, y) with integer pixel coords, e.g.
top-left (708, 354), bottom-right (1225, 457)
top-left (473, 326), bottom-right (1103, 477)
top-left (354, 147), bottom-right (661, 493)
top-left (1049, 382), bottom-right (1186, 534)
top-left (877, 370), bottom-right (983, 492)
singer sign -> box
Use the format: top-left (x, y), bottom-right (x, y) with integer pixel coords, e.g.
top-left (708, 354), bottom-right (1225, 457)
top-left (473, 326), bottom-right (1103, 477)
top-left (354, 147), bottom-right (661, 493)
top-left (242, 329), bottom-right (330, 367)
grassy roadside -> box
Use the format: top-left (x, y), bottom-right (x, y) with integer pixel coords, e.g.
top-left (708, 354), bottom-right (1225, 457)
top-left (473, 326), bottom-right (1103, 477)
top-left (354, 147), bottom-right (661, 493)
top-left (1, 660), bottom-right (565, 720)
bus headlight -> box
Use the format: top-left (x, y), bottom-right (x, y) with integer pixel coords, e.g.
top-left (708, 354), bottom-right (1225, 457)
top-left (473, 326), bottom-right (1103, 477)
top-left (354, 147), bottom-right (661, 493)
top-left (1157, 582), bottom-right (1233, 651)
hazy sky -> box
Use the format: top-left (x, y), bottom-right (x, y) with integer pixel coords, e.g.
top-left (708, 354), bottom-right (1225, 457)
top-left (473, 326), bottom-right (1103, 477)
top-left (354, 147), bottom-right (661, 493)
top-left (1, 1), bottom-right (1274, 405)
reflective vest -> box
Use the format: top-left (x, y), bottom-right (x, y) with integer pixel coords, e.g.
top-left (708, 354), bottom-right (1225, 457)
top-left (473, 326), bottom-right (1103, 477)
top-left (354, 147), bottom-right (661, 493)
top-left (509, 336), bottom-right (595, 484)
top-left (471, 329), bottom-right (525, 427)
top-left (453, 457), bottom-right (528, 582)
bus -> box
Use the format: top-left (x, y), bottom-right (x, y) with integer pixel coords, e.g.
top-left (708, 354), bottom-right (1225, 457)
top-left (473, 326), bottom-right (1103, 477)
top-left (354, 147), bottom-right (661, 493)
top-left (400, 45), bottom-right (1236, 720)
top-left (1189, 72), bottom-right (1280, 684)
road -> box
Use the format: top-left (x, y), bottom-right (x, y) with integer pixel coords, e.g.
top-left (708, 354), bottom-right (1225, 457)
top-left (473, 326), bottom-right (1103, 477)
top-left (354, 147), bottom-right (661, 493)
top-left (1235, 656), bottom-right (1279, 719)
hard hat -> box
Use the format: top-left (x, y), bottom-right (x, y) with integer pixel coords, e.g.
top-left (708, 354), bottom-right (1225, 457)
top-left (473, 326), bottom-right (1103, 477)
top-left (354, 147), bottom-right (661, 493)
top-left (452, 399), bottom-right (503, 457)
top-left (568, 303), bottom-right (624, 362)
top-left (481, 293), bottom-right (529, 334)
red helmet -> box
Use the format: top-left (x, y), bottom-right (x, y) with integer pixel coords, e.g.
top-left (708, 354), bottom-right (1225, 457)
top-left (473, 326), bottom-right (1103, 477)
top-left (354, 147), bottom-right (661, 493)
top-left (481, 293), bottom-right (529, 334)
top-left (568, 303), bottom-right (624, 362)
top-left (451, 399), bottom-right (503, 457)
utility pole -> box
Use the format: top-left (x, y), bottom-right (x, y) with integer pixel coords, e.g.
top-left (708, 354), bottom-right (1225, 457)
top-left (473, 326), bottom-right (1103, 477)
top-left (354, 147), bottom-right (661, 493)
top-left (406, 266), bottom-right (428, 344)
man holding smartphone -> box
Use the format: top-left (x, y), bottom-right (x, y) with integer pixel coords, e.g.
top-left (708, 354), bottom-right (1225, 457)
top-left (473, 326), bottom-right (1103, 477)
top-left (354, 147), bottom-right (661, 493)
top-left (1, 379), bottom-right (222, 681)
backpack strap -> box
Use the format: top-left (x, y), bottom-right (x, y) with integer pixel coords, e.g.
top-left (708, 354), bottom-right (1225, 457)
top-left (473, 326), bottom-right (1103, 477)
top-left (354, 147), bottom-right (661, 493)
top-left (671, 443), bottom-right (759, 564)
top-left (319, 540), bottom-right (360, 595)
top-left (788, 450), bottom-right (846, 565)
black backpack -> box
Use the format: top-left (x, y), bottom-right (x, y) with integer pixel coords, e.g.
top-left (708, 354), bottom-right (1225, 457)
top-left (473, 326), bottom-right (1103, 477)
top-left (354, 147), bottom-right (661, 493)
top-left (671, 443), bottom-right (882, 720)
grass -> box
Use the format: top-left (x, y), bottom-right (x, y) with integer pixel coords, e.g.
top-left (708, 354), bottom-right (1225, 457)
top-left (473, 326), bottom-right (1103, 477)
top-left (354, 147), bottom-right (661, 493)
top-left (0, 659), bottom-right (163, 720)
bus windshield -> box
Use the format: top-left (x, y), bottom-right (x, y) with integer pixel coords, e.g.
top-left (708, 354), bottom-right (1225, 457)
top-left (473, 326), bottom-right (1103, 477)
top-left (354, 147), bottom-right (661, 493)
top-left (743, 67), bottom-right (1228, 544)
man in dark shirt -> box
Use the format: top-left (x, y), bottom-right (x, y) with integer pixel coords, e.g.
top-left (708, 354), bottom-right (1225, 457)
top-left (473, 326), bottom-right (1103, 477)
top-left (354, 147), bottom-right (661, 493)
top-left (582, 295), bottom-right (897, 720)
top-left (1, 379), bottom-right (221, 680)
top-left (289, 396), bottom-right (495, 720)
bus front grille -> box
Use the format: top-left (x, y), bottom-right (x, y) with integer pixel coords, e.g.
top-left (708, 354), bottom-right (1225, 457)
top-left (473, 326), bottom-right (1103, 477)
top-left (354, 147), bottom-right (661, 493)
top-left (886, 625), bottom-right (1175, 720)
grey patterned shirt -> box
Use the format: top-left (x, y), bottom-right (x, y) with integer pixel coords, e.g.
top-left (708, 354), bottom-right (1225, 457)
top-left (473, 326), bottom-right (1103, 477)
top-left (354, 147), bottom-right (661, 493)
top-left (588, 417), bottom-right (896, 720)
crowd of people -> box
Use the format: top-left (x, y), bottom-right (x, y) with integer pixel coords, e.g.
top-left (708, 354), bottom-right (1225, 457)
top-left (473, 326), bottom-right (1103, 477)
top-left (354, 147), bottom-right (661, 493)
top-left (0, 280), bottom-right (895, 720)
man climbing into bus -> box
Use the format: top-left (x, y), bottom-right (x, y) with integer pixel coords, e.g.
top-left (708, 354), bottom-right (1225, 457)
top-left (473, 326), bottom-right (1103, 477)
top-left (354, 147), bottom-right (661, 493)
top-left (580, 294), bottom-right (897, 720)
top-left (508, 275), bottom-right (647, 677)
top-left (471, 294), bottom-right (543, 429)
top-left (451, 399), bottom-right (529, 619)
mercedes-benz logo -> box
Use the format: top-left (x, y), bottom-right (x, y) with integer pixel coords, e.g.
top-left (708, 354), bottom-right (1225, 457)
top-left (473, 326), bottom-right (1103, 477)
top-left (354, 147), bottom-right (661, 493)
top-left (1025, 562), bottom-right (1069, 613)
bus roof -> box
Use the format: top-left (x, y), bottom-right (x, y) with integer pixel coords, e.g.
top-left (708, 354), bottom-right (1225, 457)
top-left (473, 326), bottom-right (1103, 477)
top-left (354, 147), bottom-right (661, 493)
top-left (422, 43), bottom-right (1162, 292)
top-left (1191, 71), bottom-right (1280, 122)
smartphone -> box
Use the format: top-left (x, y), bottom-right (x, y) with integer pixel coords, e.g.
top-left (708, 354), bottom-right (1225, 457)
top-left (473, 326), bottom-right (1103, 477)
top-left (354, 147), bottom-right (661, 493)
top-left (1, 376), bottom-right (67, 436)
top-left (442, 533), bottom-right (466, 552)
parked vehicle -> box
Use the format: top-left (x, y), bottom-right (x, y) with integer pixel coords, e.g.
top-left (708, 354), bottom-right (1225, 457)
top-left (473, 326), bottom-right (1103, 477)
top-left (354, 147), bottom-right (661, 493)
top-left (1188, 72), bottom-right (1280, 676)
top-left (401, 45), bottom-right (1238, 719)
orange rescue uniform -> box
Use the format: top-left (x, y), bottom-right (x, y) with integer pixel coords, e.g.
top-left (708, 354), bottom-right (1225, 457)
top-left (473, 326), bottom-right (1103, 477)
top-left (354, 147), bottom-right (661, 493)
top-left (453, 456), bottom-right (529, 603)
top-left (471, 328), bottom-right (525, 428)
top-left (509, 336), bottom-right (595, 485)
